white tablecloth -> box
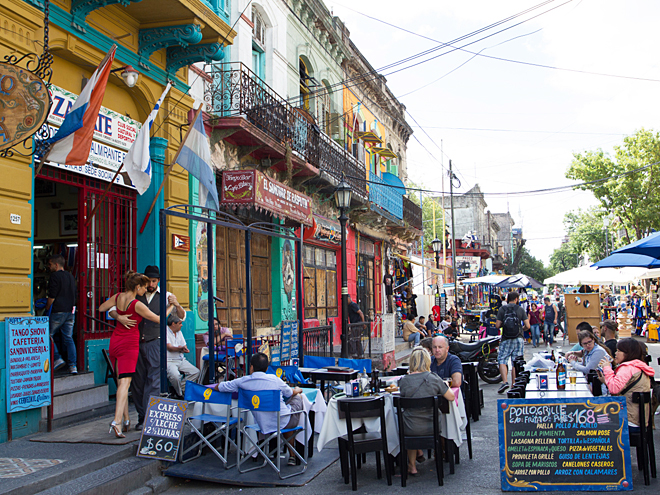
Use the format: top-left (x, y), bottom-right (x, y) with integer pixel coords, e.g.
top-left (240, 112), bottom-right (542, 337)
top-left (317, 392), bottom-right (467, 456)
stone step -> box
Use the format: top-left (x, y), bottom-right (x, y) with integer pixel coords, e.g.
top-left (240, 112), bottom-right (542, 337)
top-left (41, 384), bottom-right (109, 418)
top-left (40, 401), bottom-right (116, 430)
top-left (53, 371), bottom-right (96, 395)
top-left (35, 457), bottom-right (162, 495)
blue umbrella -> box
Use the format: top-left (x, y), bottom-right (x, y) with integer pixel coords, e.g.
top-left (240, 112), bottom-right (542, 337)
top-left (611, 230), bottom-right (660, 257)
top-left (592, 252), bottom-right (660, 268)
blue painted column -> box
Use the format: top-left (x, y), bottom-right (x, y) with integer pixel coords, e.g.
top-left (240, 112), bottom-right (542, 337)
top-left (137, 137), bottom-right (168, 271)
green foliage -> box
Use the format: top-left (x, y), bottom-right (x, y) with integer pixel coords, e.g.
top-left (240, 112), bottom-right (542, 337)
top-left (567, 128), bottom-right (660, 242)
top-left (507, 246), bottom-right (552, 283)
top-left (407, 182), bottom-right (446, 253)
top-left (549, 241), bottom-right (579, 274)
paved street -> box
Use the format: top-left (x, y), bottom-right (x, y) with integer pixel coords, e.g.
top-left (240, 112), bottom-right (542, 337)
top-left (163, 337), bottom-right (660, 495)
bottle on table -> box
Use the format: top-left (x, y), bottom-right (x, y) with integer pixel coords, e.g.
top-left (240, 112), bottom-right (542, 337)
top-left (551, 350), bottom-right (556, 363)
top-left (556, 357), bottom-right (566, 390)
top-left (362, 367), bottom-right (370, 396)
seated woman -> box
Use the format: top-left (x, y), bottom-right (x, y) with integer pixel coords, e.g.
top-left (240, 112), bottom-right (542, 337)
top-left (598, 338), bottom-right (655, 431)
top-left (566, 329), bottom-right (610, 374)
top-left (399, 347), bottom-right (455, 476)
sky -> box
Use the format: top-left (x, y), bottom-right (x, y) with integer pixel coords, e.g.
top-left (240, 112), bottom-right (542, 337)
top-left (329, 0), bottom-right (660, 264)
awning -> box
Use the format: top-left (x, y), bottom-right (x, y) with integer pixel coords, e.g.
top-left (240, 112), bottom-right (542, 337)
top-left (381, 172), bottom-right (406, 194)
top-left (396, 254), bottom-right (448, 270)
top-left (371, 146), bottom-right (397, 159)
top-left (357, 131), bottom-right (382, 143)
top-left (220, 170), bottom-right (313, 226)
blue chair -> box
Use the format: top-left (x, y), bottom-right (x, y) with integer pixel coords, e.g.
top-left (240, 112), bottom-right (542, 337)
top-left (338, 358), bottom-right (372, 374)
top-left (304, 355), bottom-right (335, 369)
top-left (180, 381), bottom-right (239, 468)
top-left (236, 389), bottom-right (308, 479)
top-left (267, 365), bottom-right (309, 385)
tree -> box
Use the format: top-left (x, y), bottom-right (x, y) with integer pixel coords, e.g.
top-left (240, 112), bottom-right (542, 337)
top-left (563, 207), bottom-right (610, 263)
top-left (407, 183), bottom-right (447, 254)
top-left (549, 241), bottom-right (579, 274)
top-left (566, 128), bottom-right (660, 243)
top-left (507, 246), bottom-right (552, 283)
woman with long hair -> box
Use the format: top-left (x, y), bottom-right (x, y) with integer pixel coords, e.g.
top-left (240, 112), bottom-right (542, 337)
top-left (99, 271), bottom-right (169, 438)
top-left (598, 338), bottom-right (655, 431)
top-left (566, 329), bottom-right (610, 374)
top-left (528, 303), bottom-right (542, 348)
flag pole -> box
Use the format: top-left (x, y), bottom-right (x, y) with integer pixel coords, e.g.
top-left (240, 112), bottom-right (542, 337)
top-left (138, 106), bottom-right (202, 234)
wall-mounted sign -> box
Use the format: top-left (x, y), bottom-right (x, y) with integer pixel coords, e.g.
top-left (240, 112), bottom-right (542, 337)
top-left (498, 397), bottom-right (632, 491)
top-left (172, 234), bottom-right (190, 252)
top-left (456, 255), bottom-right (481, 273)
top-left (221, 170), bottom-right (313, 226)
top-left (0, 63), bottom-right (51, 151)
top-left (6, 316), bottom-right (51, 413)
top-left (44, 85), bottom-right (141, 188)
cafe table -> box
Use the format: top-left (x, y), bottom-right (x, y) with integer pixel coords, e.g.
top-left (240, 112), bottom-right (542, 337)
top-left (524, 371), bottom-right (593, 399)
top-left (316, 391), bottom-right (468, 457)
top-left (300, 367), bottom-right (359, 400)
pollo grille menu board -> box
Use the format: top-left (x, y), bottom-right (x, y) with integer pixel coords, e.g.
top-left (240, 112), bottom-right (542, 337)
top-left (498, 397), bottom-right (632, 491)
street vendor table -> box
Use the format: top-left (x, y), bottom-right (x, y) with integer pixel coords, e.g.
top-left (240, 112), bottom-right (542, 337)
top-left (300, 368), bottom-right (359, 400)
top-left (317, 391), bottom-right (467, 457)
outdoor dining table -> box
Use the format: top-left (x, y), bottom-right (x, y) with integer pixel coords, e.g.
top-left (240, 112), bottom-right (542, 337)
top-left (300, 367), bottom-right (359, 400)
top-left (316, 390), bottom-right (468, 457)
top-left (524, 371), bottom-right (593, 399)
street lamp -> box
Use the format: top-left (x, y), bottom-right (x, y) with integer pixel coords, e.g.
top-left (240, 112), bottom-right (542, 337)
top-left (335, 179), bottom-right (352, 359)
top-left (432, 237), bottom-right (442, 269)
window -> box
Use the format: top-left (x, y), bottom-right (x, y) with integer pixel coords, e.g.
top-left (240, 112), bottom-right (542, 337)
top-left (303, 245), bottom-right (338, 324)
top-left (251, 7), bottom-right (266, 80)
top-left (299, 58), bottom-right (311, 111)
top-left (357, 254), bottom-right (375, 321)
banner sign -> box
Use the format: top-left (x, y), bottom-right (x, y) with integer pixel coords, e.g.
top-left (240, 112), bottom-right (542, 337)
top-left (312, 215), bottom-right (341, 245)
top-left (0, 62), bottom-right (51, 151)
top-left (456, 256), bottom-right (481, 273)
top-left (221, 170), bottom-right (313, 226)
top-left (44, 85), bottom-right (141, 189)
top-left (137, 396), bottom-right (187, 462)
top-left (498, 397), bottom-right (632, 491)
top-left (6, 316), bottom-right (51, 413)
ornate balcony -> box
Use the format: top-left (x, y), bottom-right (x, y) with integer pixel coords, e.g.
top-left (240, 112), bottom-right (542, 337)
top-left (403, 196), bottom-right (422, 231)
top-left (369, 172), bottom-right (402, 220)
top-left (204, 62), bottom-right (367, 201)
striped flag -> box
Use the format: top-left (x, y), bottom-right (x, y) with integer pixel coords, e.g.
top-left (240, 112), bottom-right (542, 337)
top-left (124, 82), bottom-right (171, 194)
top-left (176, 109), bottom-right (219, 210)
top-left (44, 45), bottom-right (116, 165)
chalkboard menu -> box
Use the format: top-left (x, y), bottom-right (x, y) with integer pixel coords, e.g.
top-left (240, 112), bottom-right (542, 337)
top-left (498, 397), bottom-right (632, 491)
top-left (280, 320), bottom-right (299, 361)
top-left (137, 396), bottom-right (187, 462)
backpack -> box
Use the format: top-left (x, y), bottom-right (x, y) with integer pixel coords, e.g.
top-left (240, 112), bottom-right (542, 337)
top-left (501, 305), bottom-right (522, 340)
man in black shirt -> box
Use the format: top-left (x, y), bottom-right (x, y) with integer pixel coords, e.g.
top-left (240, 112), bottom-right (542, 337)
top-left (383, 272), bottom-right (394, 313)
top-left (347, 295), bottom-right (365, 357)
top-left (45, 254), bottom-right (77, 374)
top-left (600, 319), bottom-right (618, 357)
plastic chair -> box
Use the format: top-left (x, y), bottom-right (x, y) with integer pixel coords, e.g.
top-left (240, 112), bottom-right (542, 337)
top-left (180, 381), bottom-right (238, 468)
top-left (337, 396), bottom-right (392, 491)
top-left (338, 358), bottom-right (372, 374)
top-left (304, 355), bottom-right (335, 369)
top-left (393, 395), bottom-right (443, 487)
top-left (266, 365), bottom-right (309, 385)
top-left (630, 391), bottom-right (656, 485)
top-left (236, 389), bottom-right (308, 479)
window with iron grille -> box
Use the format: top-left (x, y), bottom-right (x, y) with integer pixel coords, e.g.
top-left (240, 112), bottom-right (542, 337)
top-left (303, 245), bottom-right (338, 324)
top-left (252, 7), bottom-right (266, 49)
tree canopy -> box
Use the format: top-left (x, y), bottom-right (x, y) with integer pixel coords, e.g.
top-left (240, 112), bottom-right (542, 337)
top-left (566, 128), bottom-right (660, 242)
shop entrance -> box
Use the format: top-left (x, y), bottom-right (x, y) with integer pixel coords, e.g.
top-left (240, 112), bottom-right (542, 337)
top-left (35, 166), bottom-right (137, 368)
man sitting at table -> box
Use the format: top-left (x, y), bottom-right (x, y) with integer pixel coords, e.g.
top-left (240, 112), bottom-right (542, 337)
top-left (212, 352), bottom-right (304, 466)
top-left (403, 313), bottom-right (423, 347)
top-left (430, 335), bottom-right (462, 387)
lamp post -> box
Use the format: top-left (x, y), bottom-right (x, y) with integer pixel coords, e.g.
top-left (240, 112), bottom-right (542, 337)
top-left (432, 237), bottom-right (442, 270)
top-left (335, 179), bottom-right (352, 359)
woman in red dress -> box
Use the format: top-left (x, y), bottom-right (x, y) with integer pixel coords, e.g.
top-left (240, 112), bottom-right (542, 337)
top-left (99, 271), bottom-right (166, 438)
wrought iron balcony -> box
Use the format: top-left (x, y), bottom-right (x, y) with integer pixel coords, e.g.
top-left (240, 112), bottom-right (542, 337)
top-left (402, 196), bottom-right (422, 231)
top-left (369, 172), bottom-right (402, 220)
top-left (204, 62), bottom-right (367, 201)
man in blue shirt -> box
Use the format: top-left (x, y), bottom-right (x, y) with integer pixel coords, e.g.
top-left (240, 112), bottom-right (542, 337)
top-left (430, 335), bottom-right (462, 387)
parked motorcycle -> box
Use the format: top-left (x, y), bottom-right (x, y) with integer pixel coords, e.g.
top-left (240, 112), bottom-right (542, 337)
top-left (448, 335), bottom-right (502, 384)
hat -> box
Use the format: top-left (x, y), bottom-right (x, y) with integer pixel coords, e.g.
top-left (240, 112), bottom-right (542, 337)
top-left (144, 265), bottom-right (160, 279)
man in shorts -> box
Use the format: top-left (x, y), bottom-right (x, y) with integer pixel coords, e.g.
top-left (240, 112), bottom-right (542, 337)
top-left (495, 291), bottom-right (530, 394)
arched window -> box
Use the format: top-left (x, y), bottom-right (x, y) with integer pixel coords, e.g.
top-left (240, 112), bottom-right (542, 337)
top-left (299, 58), bottom-right (311, 111)
top-left (251, 7), bottom-right (266, 79)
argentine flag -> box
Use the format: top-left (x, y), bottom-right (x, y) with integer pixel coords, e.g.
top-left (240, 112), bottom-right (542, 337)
top-left (45, 45), bottom-right (116, 165)
top-left (124, 83), bottom-right (171, 194)
top-left (176, 109), bottom-right (219, 211)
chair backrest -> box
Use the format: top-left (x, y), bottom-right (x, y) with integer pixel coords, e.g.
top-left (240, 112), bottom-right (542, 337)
top-left (227, 338), bottom-right (244, 357)
top-left (393, 395), bottom-right (441, 440)
top-left (338, 358), bottom-right (372, 374)
top-left (184, 381), bottom-right (232, 406)
top-left (304, 355), bottom-right (335, 369)
top-left (266, 365), bottom-right (307, 385)
top-left (237, 388), bottom-right (281, 413)
top-left (632, 391), bottom-right (652, 428)
top-left (338, 396), bottom-right (386, 444)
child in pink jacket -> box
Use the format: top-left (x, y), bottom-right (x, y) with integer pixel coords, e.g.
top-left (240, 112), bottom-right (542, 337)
top-left (599, 338), bottom-right (655, 429)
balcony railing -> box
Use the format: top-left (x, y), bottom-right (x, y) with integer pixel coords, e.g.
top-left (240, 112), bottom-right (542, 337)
top-left (403, 196), bottom-right (422, 231)
top-left (369, 172), bottom-right (403, 219)
top-left (204, 62), bottom-right (367, 200)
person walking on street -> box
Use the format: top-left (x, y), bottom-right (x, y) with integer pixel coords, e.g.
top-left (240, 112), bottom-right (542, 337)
top-left (110, 265), bottom-right (185, 430)
top-left (347, 295), bottom-right (366, 356)
top-left (496, 291), bottom-right (530, 394)
top-left (542, 296), bottom-right (558, 346)
top-left (529, 302), bottom-right (542, 348)
top-left (45, 254), bottom-right (78, 374)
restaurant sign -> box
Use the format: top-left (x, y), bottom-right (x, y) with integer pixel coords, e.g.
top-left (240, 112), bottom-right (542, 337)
top-left (44, 85), bottom-right (140, 188)
top-left (221, 170), bottom-right (313, 226)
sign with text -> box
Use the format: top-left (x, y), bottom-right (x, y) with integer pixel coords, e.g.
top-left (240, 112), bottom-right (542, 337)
top-left (456, 256), bottom-right (481, 274)
top-left (279, 320), bottom-right (299, 362)
top-left (221, 170), bottom-right (313, 225)
top-left (498, 397), bottom-right (632, 491)
top-left (44, 85), bottom-right (141, 189)
top-left (6, 316), bottom-right (51, 413)
top-left (137, 396), bottom-right (187, 462)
